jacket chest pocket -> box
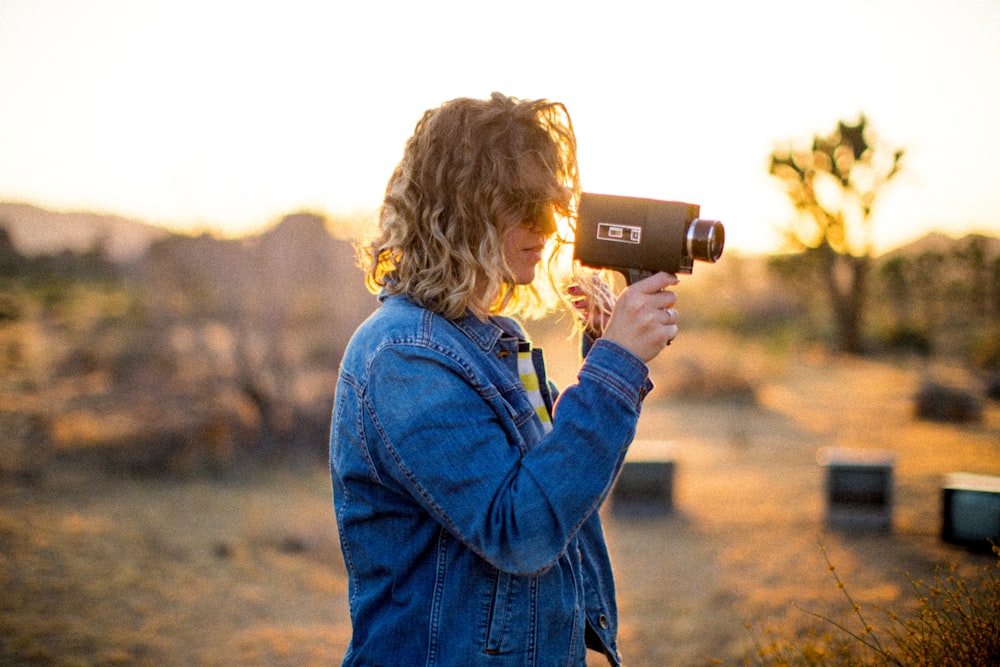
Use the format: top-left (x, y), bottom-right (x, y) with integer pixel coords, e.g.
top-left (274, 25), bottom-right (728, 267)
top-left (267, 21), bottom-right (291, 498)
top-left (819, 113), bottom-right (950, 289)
top-left (497, 385), bottom-right (546, 448)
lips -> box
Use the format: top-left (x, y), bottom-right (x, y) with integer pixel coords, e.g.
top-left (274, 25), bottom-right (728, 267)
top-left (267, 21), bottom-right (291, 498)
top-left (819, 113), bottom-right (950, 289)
top-left (524, 247), bottom-right (544, 263)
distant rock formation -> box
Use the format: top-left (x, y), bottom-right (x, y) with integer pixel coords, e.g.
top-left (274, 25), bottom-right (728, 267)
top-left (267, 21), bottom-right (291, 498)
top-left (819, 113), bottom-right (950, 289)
top-left (0, 202), bottom-right (171, 262)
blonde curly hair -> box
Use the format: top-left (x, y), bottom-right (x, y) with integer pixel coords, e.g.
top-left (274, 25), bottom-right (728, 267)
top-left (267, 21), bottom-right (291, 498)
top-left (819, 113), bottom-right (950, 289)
top-left (362, 92), bottom-right (580, 320)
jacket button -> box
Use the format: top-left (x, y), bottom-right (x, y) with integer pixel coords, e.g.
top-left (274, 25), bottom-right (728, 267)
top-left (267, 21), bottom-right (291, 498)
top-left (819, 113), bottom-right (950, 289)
top-left (598, 614), bottom-right (609, 629)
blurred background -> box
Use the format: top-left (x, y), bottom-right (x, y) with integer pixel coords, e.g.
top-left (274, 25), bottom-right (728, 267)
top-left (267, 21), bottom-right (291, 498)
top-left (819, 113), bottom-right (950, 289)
top-left (1, 1), bottom-right (999, 665)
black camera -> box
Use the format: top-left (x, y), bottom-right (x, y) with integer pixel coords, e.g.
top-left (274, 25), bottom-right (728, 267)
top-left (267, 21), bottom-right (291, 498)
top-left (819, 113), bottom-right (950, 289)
top-left (574, 193), bottom-right (724, 284)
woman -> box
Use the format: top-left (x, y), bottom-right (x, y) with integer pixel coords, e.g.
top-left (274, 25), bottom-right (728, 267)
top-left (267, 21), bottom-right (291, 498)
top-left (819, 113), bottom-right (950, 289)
top-left (330, 92), bottom-right (679, 666)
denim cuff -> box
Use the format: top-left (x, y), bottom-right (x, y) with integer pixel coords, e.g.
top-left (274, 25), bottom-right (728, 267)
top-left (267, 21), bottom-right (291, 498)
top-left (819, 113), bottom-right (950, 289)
top-left (579, 338), bottom-right (654, 407)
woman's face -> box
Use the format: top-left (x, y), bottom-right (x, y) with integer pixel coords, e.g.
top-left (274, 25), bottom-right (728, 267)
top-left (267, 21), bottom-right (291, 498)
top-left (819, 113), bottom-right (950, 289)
top-left (502, 223), bottom-right (550, 285)
top-left (500, 155), bottom-right (560, 285)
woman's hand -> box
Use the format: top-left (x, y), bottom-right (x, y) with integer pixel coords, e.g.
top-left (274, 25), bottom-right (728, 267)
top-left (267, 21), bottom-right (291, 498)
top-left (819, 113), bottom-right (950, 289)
top-left (600, 272), bottom-right (679, 363)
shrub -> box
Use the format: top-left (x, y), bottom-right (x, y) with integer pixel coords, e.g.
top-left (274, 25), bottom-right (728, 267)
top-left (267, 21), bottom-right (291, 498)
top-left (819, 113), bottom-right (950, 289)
top-left (914, 381), bottom-right (982, 423)
top-left (879, 326), bottom-right (933, 357)
top-left (744, 546), bottom-right (1000, 666)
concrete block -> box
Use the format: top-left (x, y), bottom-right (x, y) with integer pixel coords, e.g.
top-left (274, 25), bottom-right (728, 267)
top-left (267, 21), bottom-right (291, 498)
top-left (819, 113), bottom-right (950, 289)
top-left (818, 447), bottom-right (895, 532)
top-left (611, 440), bottom-right (676, 517)
top-left (941, 472), bottom-right (1000, 551)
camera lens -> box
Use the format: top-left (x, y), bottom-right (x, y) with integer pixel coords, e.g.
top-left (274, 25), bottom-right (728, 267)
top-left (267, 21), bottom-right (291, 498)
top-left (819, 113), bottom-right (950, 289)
top-left (686, 219), bottom-right (724, 264)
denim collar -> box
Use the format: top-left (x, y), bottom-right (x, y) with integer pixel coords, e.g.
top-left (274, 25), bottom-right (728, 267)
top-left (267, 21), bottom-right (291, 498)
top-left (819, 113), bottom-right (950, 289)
top-left (379, 291), bottom-right (526, 352)
top-left (452, 313), bottom-right (527, 352)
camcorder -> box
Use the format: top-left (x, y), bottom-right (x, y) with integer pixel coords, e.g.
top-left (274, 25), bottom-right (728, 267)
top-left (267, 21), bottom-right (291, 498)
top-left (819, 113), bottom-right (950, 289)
top-left (573, 193), bottom-right (725, 285)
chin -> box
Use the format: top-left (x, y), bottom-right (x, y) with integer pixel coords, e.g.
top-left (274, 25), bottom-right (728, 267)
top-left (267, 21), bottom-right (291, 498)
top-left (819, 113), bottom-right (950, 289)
top-left (516, 271), bottom-right (536, 285)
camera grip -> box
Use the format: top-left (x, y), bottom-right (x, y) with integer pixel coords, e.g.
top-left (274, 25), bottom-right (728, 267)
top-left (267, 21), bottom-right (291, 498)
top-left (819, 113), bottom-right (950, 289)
top-left (625, 269), bottom-right (654, 286)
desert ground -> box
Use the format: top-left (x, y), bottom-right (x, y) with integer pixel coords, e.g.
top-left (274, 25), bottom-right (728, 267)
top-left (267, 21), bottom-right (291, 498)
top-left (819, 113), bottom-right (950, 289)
top-left (2, 342), bottom-right (999, 666)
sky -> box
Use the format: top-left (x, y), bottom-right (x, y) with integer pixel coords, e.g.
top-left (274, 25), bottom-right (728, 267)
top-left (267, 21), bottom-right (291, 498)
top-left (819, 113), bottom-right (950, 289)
top-left (1, 0), bottom-right (998, 255)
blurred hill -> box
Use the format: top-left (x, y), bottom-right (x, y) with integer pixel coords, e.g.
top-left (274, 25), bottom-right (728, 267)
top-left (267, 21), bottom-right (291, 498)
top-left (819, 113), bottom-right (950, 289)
top-left (0, 202), bottom-right (171, 262)
top-left (0, 204), bottom-right (378, 477)
top-left (879, 230), bottom-right (1000, 261)
top-left (133, 210), bottom-right (374, 332)
top-left (0, 201), bottom-right (375, 340)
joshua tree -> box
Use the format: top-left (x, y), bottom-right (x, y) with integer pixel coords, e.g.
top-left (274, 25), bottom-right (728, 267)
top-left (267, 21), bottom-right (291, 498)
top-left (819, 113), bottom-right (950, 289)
top-left (769, 115), bottom-right (904, 354)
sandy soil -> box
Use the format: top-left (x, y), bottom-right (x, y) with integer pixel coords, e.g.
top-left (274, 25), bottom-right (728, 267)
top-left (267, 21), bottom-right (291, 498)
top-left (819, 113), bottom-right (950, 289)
top-left (2, 352), bottom-right (999, 666)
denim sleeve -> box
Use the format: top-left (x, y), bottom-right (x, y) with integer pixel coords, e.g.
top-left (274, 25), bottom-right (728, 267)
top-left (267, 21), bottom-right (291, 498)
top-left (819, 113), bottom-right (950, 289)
top-left (362, 339), bottom-right (650, 575)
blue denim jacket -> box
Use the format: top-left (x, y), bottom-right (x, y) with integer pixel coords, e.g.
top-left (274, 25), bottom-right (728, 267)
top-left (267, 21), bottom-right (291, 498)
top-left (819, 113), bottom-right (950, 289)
top-left (330, 294), bottom-right (653, 666)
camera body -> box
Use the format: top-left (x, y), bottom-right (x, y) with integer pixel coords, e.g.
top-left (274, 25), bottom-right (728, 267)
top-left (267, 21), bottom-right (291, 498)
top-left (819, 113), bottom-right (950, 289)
top-left (574, 192), bottom-right (724, 284)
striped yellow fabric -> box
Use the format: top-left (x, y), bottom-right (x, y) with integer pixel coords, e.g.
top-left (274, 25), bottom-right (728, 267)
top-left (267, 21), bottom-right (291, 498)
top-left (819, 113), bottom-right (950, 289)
top-left (517, 343), bottom-right (552, 433)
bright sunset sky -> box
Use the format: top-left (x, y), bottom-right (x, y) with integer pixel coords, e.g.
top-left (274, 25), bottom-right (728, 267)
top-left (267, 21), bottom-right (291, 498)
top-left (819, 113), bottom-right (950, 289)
top-left (1, 0), bottom-right (998, 254)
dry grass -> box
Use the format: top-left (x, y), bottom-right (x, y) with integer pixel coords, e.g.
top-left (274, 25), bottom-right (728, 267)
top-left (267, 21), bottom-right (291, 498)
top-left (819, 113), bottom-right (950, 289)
top-left (0, 467), bottom-right (350, 666)
top-left (2, 344), bottom-right (999, 666)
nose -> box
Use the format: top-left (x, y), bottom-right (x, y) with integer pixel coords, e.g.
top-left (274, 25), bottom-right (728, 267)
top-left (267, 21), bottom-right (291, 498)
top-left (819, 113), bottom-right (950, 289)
top-left (528, 229), bottom-right (552, 246)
